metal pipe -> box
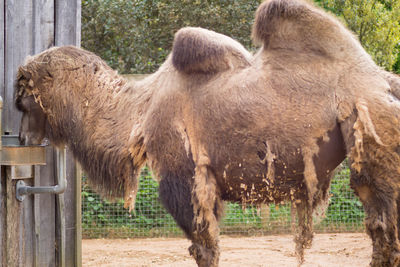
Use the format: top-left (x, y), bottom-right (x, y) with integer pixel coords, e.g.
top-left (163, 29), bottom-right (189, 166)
top-left (16, 146), bottom-right (67, 201)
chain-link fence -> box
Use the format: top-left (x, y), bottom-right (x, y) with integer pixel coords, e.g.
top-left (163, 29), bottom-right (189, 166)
top-left (82, 162), bottom-right (364, 238)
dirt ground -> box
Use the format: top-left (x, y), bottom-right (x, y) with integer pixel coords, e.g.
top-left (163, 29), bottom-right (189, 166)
top-left (83, 233), bottom-right (371, 267)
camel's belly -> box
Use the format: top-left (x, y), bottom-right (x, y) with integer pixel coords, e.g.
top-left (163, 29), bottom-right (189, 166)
top-left (218, 151), bottom-right (305, 204)
top-left (216, 124), bottom-right (346, 204)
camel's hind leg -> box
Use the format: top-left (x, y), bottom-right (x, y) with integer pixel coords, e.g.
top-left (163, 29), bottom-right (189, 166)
top-left (341, 113), bottom-right (400, 266)
top-left (350, 166), bottom-right (400, 266)
top-left (158, 169), bottom-right (223, 267)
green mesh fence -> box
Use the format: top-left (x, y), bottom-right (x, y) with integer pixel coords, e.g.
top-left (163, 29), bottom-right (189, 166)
top-left (82, 163), bottom-right (364, 238)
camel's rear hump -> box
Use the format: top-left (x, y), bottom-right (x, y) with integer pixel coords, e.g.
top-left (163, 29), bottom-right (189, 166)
top-left (252, 0), bottom-right (371, 63)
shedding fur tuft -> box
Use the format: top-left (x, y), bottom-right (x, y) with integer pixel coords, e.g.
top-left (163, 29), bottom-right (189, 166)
top-left (302, 141), bottom-right (319, 206)
top-left (265, 142), bottom-right (276, 182)
top-left (356, 101), bottom-right (384, 145)
top-left (293, 200), bottom-right (314, 265)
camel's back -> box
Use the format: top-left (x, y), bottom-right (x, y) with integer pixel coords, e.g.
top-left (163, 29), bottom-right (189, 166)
top-left (141, 0), bottom-right (399, 204)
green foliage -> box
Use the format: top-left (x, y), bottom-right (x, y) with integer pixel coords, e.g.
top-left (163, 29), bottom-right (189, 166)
top-left (82, 164), bottom-right (365, 238)
top-left (325, 167), bottom-right (364, 224)
top-left (82, 0), bottom-right (400, 73)
top-left (82, 168), bottom-right (174, 231)
top-left (317, 0), bottom-right (400, 71)
top-left (81, 0), bottom-right (260, 74)
top-left (393, 44), bottom-right (400, 73)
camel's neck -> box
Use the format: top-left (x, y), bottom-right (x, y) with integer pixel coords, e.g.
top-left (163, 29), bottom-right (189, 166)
top-left (47, 73), bottom-right (151, 205)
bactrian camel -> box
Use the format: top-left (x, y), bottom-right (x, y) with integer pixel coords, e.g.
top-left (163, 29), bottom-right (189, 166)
top-left (15, 0), bottom-right (400, 266)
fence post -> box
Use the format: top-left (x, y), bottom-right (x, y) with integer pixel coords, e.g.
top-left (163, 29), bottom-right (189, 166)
top-left (260, 204), bottom-right (270, 228)
top-left (4, 167), bottom-right (23, 266)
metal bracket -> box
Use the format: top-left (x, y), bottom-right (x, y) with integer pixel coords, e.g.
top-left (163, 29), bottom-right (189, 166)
top-left (16, 180), bottom-right (27, 201)
top-left (15, 147), bottom-right (67, 201)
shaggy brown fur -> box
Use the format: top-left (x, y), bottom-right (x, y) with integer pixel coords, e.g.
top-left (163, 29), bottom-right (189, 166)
top-left (172, 27), bottom-right (252, 74)
top-left (15, 0), bottom-right (400, 266)
top-left (16, 47), bottom-right (145, 211)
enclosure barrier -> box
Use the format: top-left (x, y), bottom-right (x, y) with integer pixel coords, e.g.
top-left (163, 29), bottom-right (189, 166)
top-left (82, 164), bottom-right (364, 238)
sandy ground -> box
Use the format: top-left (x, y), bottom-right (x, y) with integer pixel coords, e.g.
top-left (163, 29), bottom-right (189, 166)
top-left (83, 233), bottom-right (371, 267)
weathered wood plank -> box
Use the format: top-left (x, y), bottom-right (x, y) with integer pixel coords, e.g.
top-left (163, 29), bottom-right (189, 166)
top-left (56, 192), bottom-right (66, 267)
top-left (55, 148), bottom-right (66, 267)
top-left (33, 166), bottom-right (40, 267)
top-left (0, 0), bottom-right (4, 249)
top-left (55, 2), bottom-right (81, 266)
top-left (55, 0), bottom-right (81, 46)
top-left (5, 166), bottom-right (22, 266)
top-left (0, 0), bottom-right (5, 114)
top-left (33, 0), bottom-right (54, 54)
top-left (0, 168), bottom-right (6, 266)
top-left (65, 149), bottom-right (76, 267)
top-left (75, 163), bottom-right (82, 267)
top-left (33, 2), bottom-right (57, 265)
top-left (38, 147), bottom-right (56, 266)
top-left (4, 0), bottom-right (34, 134)
top-left (260, 205), bottom-right (270, 228)
top-left (3, 167), bottom-right (35, 267)
top-left (22, 180), bottom-right (35, 266)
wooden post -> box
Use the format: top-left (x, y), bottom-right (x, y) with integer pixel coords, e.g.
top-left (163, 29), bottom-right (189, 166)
top-left (56, 148), bottom-right (66, 267)
top-left (37, 147), bottom-right (56, 267)
top-left (55, 0), bottom-right (81, 46)
top-left (260, 204), bottom-right (270, 228)
top-left (0, 1), bottom-right (4, 262)
top-left (55, 2), bottom-right (82, 267)
top-left (75, 164), bottom-right (82, 267)
top-left (3, 167), bottom-right (35, 266)
top-left (4, 167), bottom-right (22, 267)
top-left (0, 0), bottom-right (4, 124)
top-left (33, 166), bottom-right (41, 267)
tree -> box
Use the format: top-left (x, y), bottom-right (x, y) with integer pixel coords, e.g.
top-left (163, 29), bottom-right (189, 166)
top-left (82, 0), bottom-right (260, 74)
top-left (317, 0), bottom-right (400, 71)
top-left (82, 0), bottom-right (400, 73)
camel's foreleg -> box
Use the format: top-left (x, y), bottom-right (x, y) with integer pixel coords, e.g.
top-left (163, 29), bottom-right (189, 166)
top-left (293, 199), bottom-right (314, 265)
top-left (190, 162), bottom-right (223, 267)
top-left (158, 167), bottom-right (223, 267)
top-left (159, 170), bottom-right (196, 237)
